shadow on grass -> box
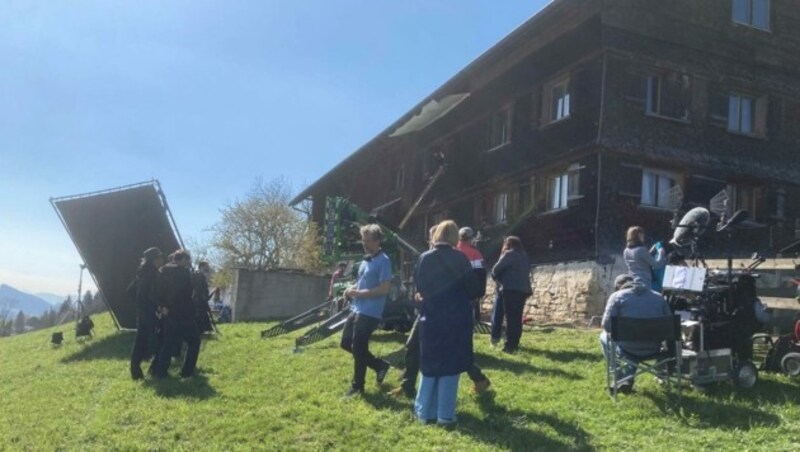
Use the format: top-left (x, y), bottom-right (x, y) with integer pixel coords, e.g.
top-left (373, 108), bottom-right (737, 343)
top-left (642, 390), bottom-right (781, 430)
top-left (370, 331), bottom-right (409, 344)
top-left (378, 347), bottom-right (407, 369)
top-left (60, 331), bottom-right (134, 363)
top-left (702, 377), bottom-right (800, 405)
top-left (362, 391), bottom-right (594, 451)
top-left (475, 352), bottom-right (583, 380)
top-left (522, 346), bottom-right (602, 363)
top-left (469, 392), bottom-right (595, 451)
top-left (144, 374), bottom-right (217, 400)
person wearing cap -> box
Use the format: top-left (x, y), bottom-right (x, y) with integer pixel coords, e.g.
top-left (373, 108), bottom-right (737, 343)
top-left (455, 227), bottom-right (487, 323)
top-left (129, 246), bottom-right (165, 380)
top-left (599, 274), bottom-right (672, 394)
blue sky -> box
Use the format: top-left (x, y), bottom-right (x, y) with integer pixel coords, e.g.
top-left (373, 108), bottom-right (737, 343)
top-left (0, 0), bottom-right (550, 297)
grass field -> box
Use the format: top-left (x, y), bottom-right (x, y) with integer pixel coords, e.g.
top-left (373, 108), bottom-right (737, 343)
top-left (0, 313), bottom-right (798, 451)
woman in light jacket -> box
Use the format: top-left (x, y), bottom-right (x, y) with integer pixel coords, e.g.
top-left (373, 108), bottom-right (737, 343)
top-left (623, 226), bottom-right (665, 290)
top-left (490, 236), bottom-right (532, 354)
top-left (414, 220), bottom-right (481, 426)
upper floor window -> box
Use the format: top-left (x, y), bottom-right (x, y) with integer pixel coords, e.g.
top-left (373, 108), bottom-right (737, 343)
top-left (394, 165), bottom-right (405, 192)
top-left (732, 0), bottom-right (770, 30)
top-left (641, 169), bottom-right (678, 209)
top-left (488, 107), bottom-right (512, 150)
top-left (710, 91), bottom-right (767, 137)
top-left (547, 164), bottom-right (581, 211)
top-left (728, 94), bottom-right (755, 134)
top-left (646, 72), bottom-right (690, 120)
top-left (494, 192), bottom-right (509, 224)
top-left (728, 184), bottom-right (761, 218)
top-left (543, 77), bottom-right (571, 124)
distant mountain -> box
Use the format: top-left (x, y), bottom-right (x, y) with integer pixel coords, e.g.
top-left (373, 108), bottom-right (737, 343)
top-left (0, 284), bottom-right (53, 317)
top-left (34, 293), bottom-right (69, 306)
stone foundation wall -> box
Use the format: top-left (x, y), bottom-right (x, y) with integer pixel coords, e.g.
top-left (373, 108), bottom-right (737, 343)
top-left (480, 257), bottom-right (627, 324)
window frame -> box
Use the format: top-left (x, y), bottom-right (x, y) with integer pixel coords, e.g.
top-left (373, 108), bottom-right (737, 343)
top-left (728, 93), bottom-right (756, 135)
top-left (494, 191), bottom-right (509, 225)
top-left (487, 106), bottom-right (513, 152)
top-left (645, 72), bottom-right (691, 122)
top-left (543, 76), bottom-right (572, 125)
top-left (732, 0), bottom-right (771, 31)
top-left (640, 169), bottom-right (679, 210)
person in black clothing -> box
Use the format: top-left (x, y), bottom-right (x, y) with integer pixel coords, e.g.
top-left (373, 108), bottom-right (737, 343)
top-left (490, 236), bottom-right (532, 354)
top-left (152, 250), bottom-right (201, 378)
top-left (192, 260), bottom-right (212, 333)
top-left (129, 246), bottom-right (165, 380)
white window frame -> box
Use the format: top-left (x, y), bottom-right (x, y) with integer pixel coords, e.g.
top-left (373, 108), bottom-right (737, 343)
top-left (488, 107), bottom-right (512, 151)
top-left (728, 94), bottom-right (755, 135)
top-left (494, 192), bottom-right (509, 224)
top-left (548, 174), bottom-right (569, 211)
top-left (732, 0), bottom-right (770, 31)
top-left (640, 169), bottom-right (678, 209)
top-left (646, 73), bottom-right (690, 121)
top-left (550, 78), bottom-right (571, 122)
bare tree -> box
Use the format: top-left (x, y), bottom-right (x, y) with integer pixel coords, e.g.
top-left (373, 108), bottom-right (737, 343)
top-left (209, 177), bottom-right (324, 278)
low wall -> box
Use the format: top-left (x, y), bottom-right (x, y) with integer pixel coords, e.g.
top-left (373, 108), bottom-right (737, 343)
top-left (229, 268), bottom-right (329, 322)
top-left (480, 258), bottom-right (627, 324)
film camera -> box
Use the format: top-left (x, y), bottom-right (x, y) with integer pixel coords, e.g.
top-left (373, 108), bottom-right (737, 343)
top-left (662, 207), bottom-right (766, 388)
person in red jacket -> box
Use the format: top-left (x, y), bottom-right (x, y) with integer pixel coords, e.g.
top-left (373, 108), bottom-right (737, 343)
top-left (455, 227), bottom-right (487, 323)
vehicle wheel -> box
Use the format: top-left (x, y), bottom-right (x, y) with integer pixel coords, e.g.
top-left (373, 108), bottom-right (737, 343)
top-left (733, 361), bottom-right (758, 389)
top-left (780, 352), bottom-right (800, 377)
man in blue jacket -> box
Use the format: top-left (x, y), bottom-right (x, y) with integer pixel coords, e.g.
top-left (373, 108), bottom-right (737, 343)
top-left (340, 224), bottom-right (393, 397)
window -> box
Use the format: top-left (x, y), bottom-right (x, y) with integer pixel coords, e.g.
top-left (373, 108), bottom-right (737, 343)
top-left (641, 170), bottom-right (678, 209)
top-left (549, 79), bottom-right (571, 122)
top-left (488, 107), bottom-right (512, 150)
top-left (770, 188), bottom-right (786, 219)
top-left (729, 94), bottom-right (755, 134)
top-left (728, 184), bottom-right (761, 218)
top-left (394, 165), bottom-right (405, 191)
top-left (547, 166), bottom-right (580, 211)
top-left (732, 0), bottom-right (770, 30)
top-left (646, 73), bottom-right (691, 120)
top-left (517, 177), bottom-right (536, 216)
top-left (494, 192), bottom-right (509, 224)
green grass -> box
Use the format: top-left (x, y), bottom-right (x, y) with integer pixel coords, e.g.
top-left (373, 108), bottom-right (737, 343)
top-left (1, 313), bottom-right (799, 451)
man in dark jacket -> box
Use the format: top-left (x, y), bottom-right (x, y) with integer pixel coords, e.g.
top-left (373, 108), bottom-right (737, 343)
top-left (152, 250), bottom-right (201, 378)
top-left (192, 261), bottom-right (212, 333)
top-left (129, 247), bottom-right (165, 380)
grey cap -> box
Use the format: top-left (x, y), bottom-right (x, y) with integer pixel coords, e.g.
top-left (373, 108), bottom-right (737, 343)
top-left (459, 227), bottom-right (475, 240)
top-left (614, 274), bottom-right (634, 290)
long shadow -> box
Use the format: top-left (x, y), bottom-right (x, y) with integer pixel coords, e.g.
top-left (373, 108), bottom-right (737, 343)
top-left (702, 377), bottom-right (800, 405)
top-left (143, 374), bottom-right (218, 400)
top-left (642, 391), bottom-right (781, 430)
top-left (460, 392), bottom-right (595, 451)
top-left (60, 331), bottom-right (134, 363)
top-left (370, 331), bottom-right (409, 344)
top-left (523, 346), bottom-right (603, 364)
top-left (475, 352), bottom-right (583, 380)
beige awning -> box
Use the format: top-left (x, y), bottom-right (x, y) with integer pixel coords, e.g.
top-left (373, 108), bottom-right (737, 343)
top-left (390, 93), bottom-right (470, 137)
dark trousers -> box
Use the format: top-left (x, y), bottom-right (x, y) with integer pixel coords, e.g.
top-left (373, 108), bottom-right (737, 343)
top-left (340, 313), bottom-right (382, 390)
top-left (130, 314), bottom-right (158, 376)
top-left (154, 316), bottom-right (201, 378)
top-left (491, 290), bottom-right (526, 350)
top-left (399, 315), bottom-right (486, 393)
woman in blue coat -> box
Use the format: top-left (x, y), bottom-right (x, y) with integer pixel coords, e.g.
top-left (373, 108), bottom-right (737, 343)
top-left (414, 220), bottom-right (482, 426)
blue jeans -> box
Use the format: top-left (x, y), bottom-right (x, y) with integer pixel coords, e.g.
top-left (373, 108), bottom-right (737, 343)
top-left (415, 374), bottom-right (460, 424)
top-left (599, 331), bottom-right (638, 386)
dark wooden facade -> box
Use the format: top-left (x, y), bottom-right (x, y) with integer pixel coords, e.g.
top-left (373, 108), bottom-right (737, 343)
top-left (294, 0), bottom-right (800, 265)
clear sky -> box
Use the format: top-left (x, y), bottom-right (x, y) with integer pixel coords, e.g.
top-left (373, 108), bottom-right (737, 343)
top-left (0, 0), bottom-right (550, 298)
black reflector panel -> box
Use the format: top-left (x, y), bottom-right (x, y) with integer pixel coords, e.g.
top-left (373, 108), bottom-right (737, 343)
top-left (52, 182), bottom-right (182, 330)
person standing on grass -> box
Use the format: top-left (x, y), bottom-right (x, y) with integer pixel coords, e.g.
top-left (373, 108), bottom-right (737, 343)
top-left (129, 246), bottom-right (165, 380)
top-left (414, 220), bottom-right (482, 426)
top-left (340, 224), bottom-right (392, 398)
top-left (153, 250), bottom-right (201, 379)
top-left (389, 226), bottom-right (491, 399)
top-left (624, 226), bottom-right (665, 291)
top-left (490, 236), bottom-right (532, 354)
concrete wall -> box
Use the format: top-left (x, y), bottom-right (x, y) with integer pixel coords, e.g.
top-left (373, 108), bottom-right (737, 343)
top-left (229, 268), bottom-right (329, 322)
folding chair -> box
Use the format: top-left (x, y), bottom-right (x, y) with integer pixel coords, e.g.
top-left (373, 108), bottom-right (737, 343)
top-left (607, 315), bottom-right (682, 402)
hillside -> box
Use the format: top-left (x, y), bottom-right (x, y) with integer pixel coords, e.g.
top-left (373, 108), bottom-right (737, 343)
top-left (0, 313), bottom-right (798, 450)
top-left (0, 284), bottom-right (53, 317)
